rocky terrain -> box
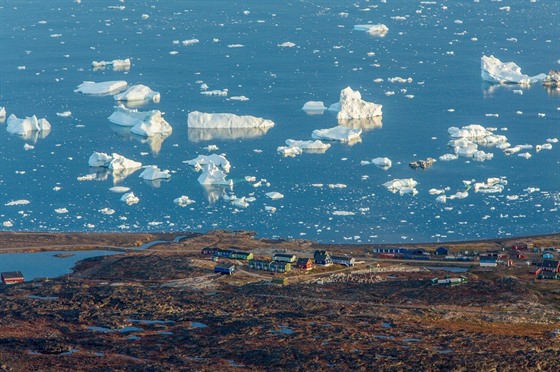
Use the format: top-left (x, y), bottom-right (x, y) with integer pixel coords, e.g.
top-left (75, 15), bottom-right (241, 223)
top-left (0, 231), bottom-right (559, 371)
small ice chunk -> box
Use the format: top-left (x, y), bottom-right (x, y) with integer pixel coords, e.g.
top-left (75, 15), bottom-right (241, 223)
top-left (0, 106), bottom-right (6, 119)
top-left (99, 208), bottom-right (115, 215)
top-left (5, 200), bottom-right (30, 206)
top-left (383, 178), bottom-right (418, 196)
top-left (56, 111), bottom-right (72, 117)
top-left (277, 146), bottom-right (302, 157)
top-left (285, 139), bottom-right (331, 153)
top-left (354, 24), bottom-right (388, 37)
top-left (472, 150), bottom-right (494, 162)
top-left (109, 186), bottom-right (130, 193)
top-left (429, 189), bottom-right (445, 195)
top-left (201, 89), bottom-right (228, 96)
top-left (139, 165), bottom-right (171, 180)
top-left (121, 192), bottom-right (139, 205)
top-left (229, 95), bottom-right (249, 101)
top-left (92, 58), bottom-right (131, 71)
top-left (371, 157), bottom-right (392, 168)
top-left (435, 195), bottom-right (447, 203)
top-left (265, 206), bottom-right (277, 213)
top-left (174, 195), bottom-right (195, 207)
top-left (517, 152), bottom-right (532, 159)
top-left (55, 208), bottom-right (69, 214)
top-left (439, 154), bottom-right (458, 161)
top-left (74, 80), bottom-right (127, 95)
top-left (184, 154), bottom-right (231, 173)
top-left (204, 145), bottom-right (219, 151)
top-left (23, 143), bottom-right (34, 150)
top-left (114, 84), bottom-right (160, 102)
top-left (182, 39), bottom-right (200, 46)
top-left (546, 138), bottom-right (558, 143)
top-left (196, 162), bottom-right (232, 186)
top-left (265, 192), bottom-right (284, 200)
top-left (278, 41), bottom-right (296, 48)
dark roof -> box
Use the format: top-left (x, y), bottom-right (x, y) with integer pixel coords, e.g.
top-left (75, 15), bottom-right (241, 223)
top-left (273, 253), bottom-right (296, 258)
top-left (541, 260), bottom-right (560, 269)
top-left (296, 258), bottom-right (312, 264)
top-left (480, 256), bottom-right (497, 262)
top-left (1, 271), bottom-right (24, 279)
top-left (215, 264), bottom-right (234, 270)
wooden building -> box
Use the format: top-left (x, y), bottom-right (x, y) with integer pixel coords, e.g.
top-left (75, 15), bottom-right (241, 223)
top-left (214, 249), bottom-right (253, 260)
top-left (296, 258), bottom-right (313, 270)
top-left (273, 253), bottom-right (297, 263)
top-left (314, 250), bottom-right (332, 266)
top-left (331, 256), bottom-right (355, 267)
top-left (201, 247), bottom-right (219, 255)
top-left (248, 259), bottom-right (291, 273)
top-left (1, 271), bottom-right (24, 284)
top-left (214, 264), bottom-right (235, 275)
top-left (435, 246), bottom-right (450, 256)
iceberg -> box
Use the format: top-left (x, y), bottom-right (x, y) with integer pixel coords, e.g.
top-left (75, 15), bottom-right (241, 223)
top-left (354, 24), bottom-right (388, 37)
top-left (108, 104), bottom-right (172, 137)
top-left (92, 58), bottom-right (131, 71)
top-left (312, 126), bottom-right (362, 143)
top-left (139, 165), bottom-right (171, 180)
top-left (0, 107), bottom-right (6, 120)
top-left (285, 139), bottom-right (331, 153)
top-left (543, 70), bottom-right (560, 87)
top-left (174, 195), bottom-right (195, 207)
top-left (184, 154), bottom-right (231, 173)
top-left (472, 150), bottom-right (494, 162)
top-left (88, 152), bottom-right (114, 167)
top-left (481, 55), bottom-right (546, 85)
top-left (383, 178), bottom-right (418, 196)
top-left (448, 124), bottom-right (507, 144)
top-left (88, 152), bottom-right (142, 182)
top-left (265, 192), bottom-right (284, 200)
top-left (277, 146), bottom-right (302, 157)
top-left (302, 101), bottom-right (327, 111)
top-left (328, 87), bottom-right (382, 120)
top-left (6, 114), bottom-right (51, 137)
top-left (196, 161), bottom-right (233, 186)
top-left (121, 192), bottom-right (139, 205)
top-left (187, 111), bottom-right (274, 129)
top-left (74, 81), bottom-right (128, 95)
top-left (371, 157), bottom-right (392, 168)
top-left (114, 84), bottom-right (160, 102)
top-left (109, 154), bottom-right (142, 172)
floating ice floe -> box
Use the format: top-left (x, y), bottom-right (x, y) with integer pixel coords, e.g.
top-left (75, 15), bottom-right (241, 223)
top-left (174, 195), bottom-right (195, 207)
top-left (139, 165), bottom-right (171, 180)
top-left (121, 192), bottom-right (139, 205)
top-left (474, 177), bottom-right (507, 193)
top-left (74, 81), bottom-right (127, 95)
top-left (278, 41), bottom-right (296, 48)
top-left (302, 101), bottom-right (327, 113)
top-left (518, 152), bottom-right (532, 159)
top-left (546, 138), bottom-right (558, 143)
top-left (328, 87), bottom-right (382, 121)
top-left (312, 125), bottom-right (362, 143)
top-left (481, 55), bottom-right (546, 85)
top-left (472, 150), bottom-right (493, 162)
top-left (503, 144), bottom-right (532, 156)
top-left (354, 24), bottom-right (388, 37)
top-left (182, 39), bottom-right (199, 46)
top-left (0, 107), bottom-right (6, 120)
top-left (92, 58), bottom-right (131, 71)
top-left (114, 84), bottom-right (160, 102)
top-left (536, 143), bottom-right (553, 152)
top-left (6, 114), bottom-right (51, 137)
top-left (388, 77), bottom-right (413, 83)
top-left (185, 154), bottom-right (233, 187)
top-left (201, 89), bottom-right (228, 96)
top-left (56, 111), bottom-right (71, 117)
top-left (5, 199), bottom-right (30, 206)
top-left (277, 146), bottom-right (302, 157)
top-left (265, 192), bottom-right (284, 200)
top-left (108, 104), bottom-right (172, 137)
top-left (184, 154), bottom-right (231, 173)
top-left (99, 208), bottom-right (115, 215)
top-left (109, 186), bottom-right (130, 193)
top-left (89, 152), bottom-right (142, 171)
top-left (187, 111), bottom-right (275, 129)
top-left (439, 154), bottom-right (458, 161)
top-left (383, 178), bottom-right (418, 196)
top-left (264, 206), bottom-right (277, 213)
top-left (285, 139), bottom-right (331, 153)
top-left (367, 157), bottom-right (392, 169)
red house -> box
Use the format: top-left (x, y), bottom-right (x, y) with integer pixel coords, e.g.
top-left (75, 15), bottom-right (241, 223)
top-left (540, 259), bottom-right (560, 273)
top-left (511, 243), bottom-right (528, 250)
top-left (1, 271), bottom-right (24, 285)
top-left (296, 258), bottom-right (313, 270)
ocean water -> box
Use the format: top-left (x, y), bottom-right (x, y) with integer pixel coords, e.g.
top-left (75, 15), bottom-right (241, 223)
top-left (0, 0), bottom-right (558, 244)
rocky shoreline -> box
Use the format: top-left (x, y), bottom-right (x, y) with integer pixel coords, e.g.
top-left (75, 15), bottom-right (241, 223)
top-left (0, 230), bottom-right (559, 370)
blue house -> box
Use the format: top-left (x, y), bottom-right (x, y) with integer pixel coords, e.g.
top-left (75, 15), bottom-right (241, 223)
top-left (435, 247), bottom-right (450, 256)
top-left (214, 264), bottom-right (235, 275)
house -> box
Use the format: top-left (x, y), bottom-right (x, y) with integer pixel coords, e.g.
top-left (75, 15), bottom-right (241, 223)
top-left (314, 250), bottom-right (332, 266)
top-left (201, 247), bottom-right (219, 255)
top-left (1, 271), bottom-right (24, 284)
top-left (511, 242), bottom-right (528, 250)
top-left (248, 259), bottom-right (291, 273)
top-left (214, 249), bottom-right (253, 260)
top-left (296, 258), bottom-right (313, 270)
top-left (540, 259), bottom-right (560, 273)
top-left (331, 256), bottom-right (355, 267)
top-left (479, 256), bottom-right (498, 267)
top-left (435, 247), bottom-right (450, 256)
top-left (372, 247), bottom-right (410, 254)
top-left (214, 264), bottom-right (235, 275)
top-left (273, 253), bottom-right (297, 263)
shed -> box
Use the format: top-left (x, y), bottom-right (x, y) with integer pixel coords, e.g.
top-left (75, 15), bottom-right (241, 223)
top-left (1, 271), bottom-right (24, 284)
top-left (435, 247), bottom-right (450, 256)
top-left (273, 253), bottom-right (297, 263)
top-left (271, 277), bottom-right (288, 285)
top-left (479, 256), bottom-right (497, 267)
top-left (331, 256), bottom-right (355, 267)
top-left (296, 258), bottom-right (313, 270)
top-left (214, 264), bottom-right (235, 275)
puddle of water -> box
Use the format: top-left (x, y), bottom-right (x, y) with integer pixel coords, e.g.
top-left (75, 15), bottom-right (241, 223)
top-left (191, 322), bottom-right (208, 328)
top-left (26, 295), bottom-right (59, 301)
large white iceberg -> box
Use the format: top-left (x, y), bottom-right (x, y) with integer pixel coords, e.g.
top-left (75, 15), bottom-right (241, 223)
top-left (6, 114), bottom-right (51, 136)
top-left (312, 125), bottom-right (362, 143)
top-left (88, 152), bottom-right (142, 182)
top-left (354, 24), bottom-right (388, 37)
top-left (481, 55), bottom-right (546, 85)
top-left (74, 81), bottom-right (128, 95)
top-left (108, 104), bottom-right (172, 137)
top-left (328, 87), bottom-right (382, 120)
top-left (114, 84), bottom-right (160, 102)
top-left (187, 111), bottom-right (275, 129)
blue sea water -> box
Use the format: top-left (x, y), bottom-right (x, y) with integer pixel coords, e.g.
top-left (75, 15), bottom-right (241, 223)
top-left (0, 0), bottom-right (558, 244)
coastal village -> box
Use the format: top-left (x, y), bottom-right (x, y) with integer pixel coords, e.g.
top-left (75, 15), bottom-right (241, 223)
top-left (0, 231), bottom-right (559, 370)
